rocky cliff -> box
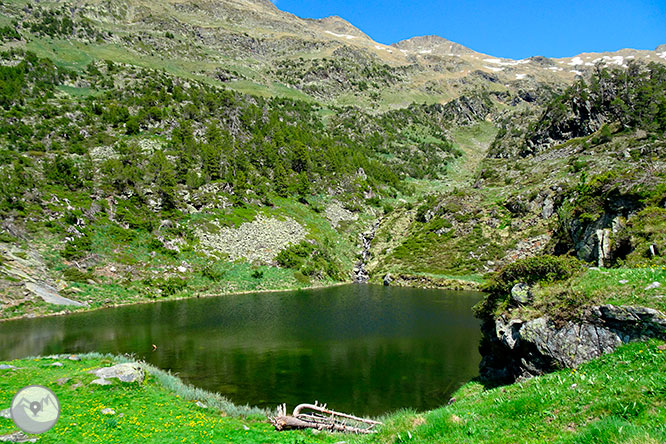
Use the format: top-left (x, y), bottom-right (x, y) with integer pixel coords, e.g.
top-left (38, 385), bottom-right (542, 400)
top-left (480, 302), bottom-right (666, 382)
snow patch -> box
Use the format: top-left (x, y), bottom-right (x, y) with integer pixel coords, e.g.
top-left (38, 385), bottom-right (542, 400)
top-left (501, 59), bottom-right (530, 66)
top-left (515, 73), bottom-right (527, 80)
top-left (419, 49), bottom-right (432, 54)
top-left (483, 58), bottom-right (502, 64)
top-left (484, 65), bottom-right (504, 72)
top-left (658, 51), bottom-right (666, 59)
top-left (570, 70), bottom-right (583, 76)
top-left (325, 30), bottom-right (356, 40)
top-left (568, 57), bottom-right (583, 66)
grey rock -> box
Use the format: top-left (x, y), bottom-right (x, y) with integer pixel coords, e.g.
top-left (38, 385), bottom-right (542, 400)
top-left (195, 401), bottom-right (207, 409)
top-left (383, 273), bottom-right (392, 286)
top-left (0, 365), bottom-right (15, 370)
top-left (0, 409), bottom-right (10, 419)
top-left (596, 228), bottom-right (612, 268)
top-left (541, 197), bottom-right (555, 219)
top-left (483, 304), bottom-right (666, 382)
top-left (495, 316), bottom-right (523, 349)
top-left (0, 432), bottom-right (38, 443)
top-left (645, 282), bottom-right (662, 291)
top-left (195, 215), bottom-right (307, 263)
top-left (68, 355), bottom-right (81, 361)
top-left (56, 377), bottom-right (70, 386)
top-left (520, 318), bottom-right (622, 368)
top-left (49, 362), bottom-right (63, 367)
top-left (510, 283), bottom-right (532, 305)
top-left (90, 378), bottom-right (112, 386)
top-left (89, 363), bottom-right (144, 384)
top-left (592, 305), bottom-right (666, 338)
top-left (24, 282), bottom-right (85, 307)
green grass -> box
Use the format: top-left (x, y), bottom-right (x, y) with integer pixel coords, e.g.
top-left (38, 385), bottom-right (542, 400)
top-left (353, 340), bottom-right (666, 444)
top-left (0, 354), bottom-right (333, 443)
top-left (2, 341), bottom-right (664, 443)
top-left (543, 266), bottom-right (666, 313)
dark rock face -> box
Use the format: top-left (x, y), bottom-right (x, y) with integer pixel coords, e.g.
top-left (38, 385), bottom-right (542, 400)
top-left (439, 94), bottom-right (494, 126)
top-left (524, 95), bottom-right (605, 154)
top-left (480, 305), bottom-right (666, 383)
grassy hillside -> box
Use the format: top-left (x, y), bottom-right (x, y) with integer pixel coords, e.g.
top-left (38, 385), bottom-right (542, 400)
top-left (370, 62), bottom-right (666, 284)
top-left (0, 46), bottom-right (473, 318)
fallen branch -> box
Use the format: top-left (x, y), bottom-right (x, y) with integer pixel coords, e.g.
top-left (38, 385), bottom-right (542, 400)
top-left (269, 401), bottom-right (381, 434)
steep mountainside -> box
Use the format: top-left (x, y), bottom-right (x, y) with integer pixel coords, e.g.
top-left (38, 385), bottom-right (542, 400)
top-left (0, 0), bottom-right (664, 321)
top-left (0, 0), bottom-right (663, 109)
top-left (369, 62), bottom-right (666, 283)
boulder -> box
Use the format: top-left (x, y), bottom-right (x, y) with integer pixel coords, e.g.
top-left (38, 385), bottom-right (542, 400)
top-left (0, 432), bottom-right (38, 443)
top-left (510, 283), bottom-right (532, 306)
top-left (519, 318), bottom-right (622, 368)
top-left (541, 197), bottom-right (555, 219)
top-left (383, 273), bottom-right (392, 286)
top-left (89, 363), bottom-right (144, 384)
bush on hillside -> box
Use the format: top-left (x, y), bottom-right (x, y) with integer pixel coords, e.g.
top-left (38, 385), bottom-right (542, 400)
top-left (474, 255), bottom-right (583, 318)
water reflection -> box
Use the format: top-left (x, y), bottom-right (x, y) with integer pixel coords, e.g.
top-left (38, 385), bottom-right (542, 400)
top-left (0, 284), bottom-right (483, 416)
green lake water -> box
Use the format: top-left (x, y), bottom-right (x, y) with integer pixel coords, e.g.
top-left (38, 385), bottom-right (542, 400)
top-left (0, 284), bottom-right (483, 416)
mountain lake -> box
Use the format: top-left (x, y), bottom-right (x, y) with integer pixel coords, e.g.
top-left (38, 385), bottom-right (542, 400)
top-left (0, 284), bottom-right (483, 416)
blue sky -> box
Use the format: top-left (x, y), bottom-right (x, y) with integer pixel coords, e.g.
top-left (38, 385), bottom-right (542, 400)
top-left (272, 0), bottom-right (666, 59)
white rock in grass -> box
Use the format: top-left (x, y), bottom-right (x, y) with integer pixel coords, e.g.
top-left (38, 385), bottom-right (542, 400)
top-left (90, 378), bottom-right (112, 386)
top-left (89, 363), bottom-right (144, 384)
top-left (0, 431), bottom-right (38, 443)
top-left (619, 280), bottom-right (629, 284)
top-left (645, 282), bottom-right (662, 290)
top-left (101, 408), bottom-right (116, 415)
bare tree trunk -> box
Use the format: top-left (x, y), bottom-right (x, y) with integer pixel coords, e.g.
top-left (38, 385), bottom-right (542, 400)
top-left (269, 402), bottom-right (381, 434)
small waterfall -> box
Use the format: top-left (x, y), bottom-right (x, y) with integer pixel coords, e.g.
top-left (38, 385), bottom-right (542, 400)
top-left (353, 219), bottom-right (380, 283)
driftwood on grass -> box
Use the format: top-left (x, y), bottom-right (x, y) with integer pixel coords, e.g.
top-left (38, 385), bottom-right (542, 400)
top-left (269, 401), bottom-right (382, 434)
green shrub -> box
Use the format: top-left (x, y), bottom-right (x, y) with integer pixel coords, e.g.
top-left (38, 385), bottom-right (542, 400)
top-left (63, 267), bottom-right (94, 283)
top-left (275, 241), bottom-right (314, 269)
top-left (201, 264), bottom-right (226, 281)
top-left (250, 269), bottom-right (264, 279)
top-left (62, 234), bottom-right (92, 259)
top-left (156, 277), bottom-right (187, 296)
top-left (293, 271), bottom-right (310, 284)
top-left (475, 255), bottom-right (583, 318)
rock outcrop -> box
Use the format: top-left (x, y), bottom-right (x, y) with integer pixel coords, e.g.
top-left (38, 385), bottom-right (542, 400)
top-left (89, 363), bottom-right (145, 385)
top-left (480, 304), bottom-right (666, 382)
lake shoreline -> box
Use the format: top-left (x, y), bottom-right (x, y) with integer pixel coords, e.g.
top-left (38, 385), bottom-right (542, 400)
top-left (2, 273), bottom-right (484, 324)
top-left (0, 280), bottom-right (352, 324)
